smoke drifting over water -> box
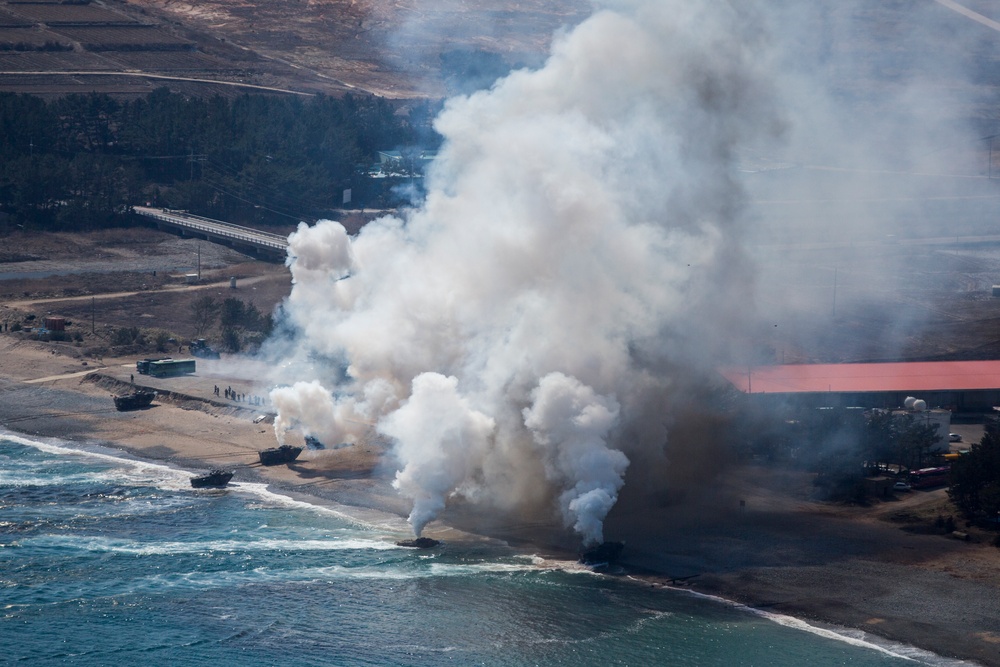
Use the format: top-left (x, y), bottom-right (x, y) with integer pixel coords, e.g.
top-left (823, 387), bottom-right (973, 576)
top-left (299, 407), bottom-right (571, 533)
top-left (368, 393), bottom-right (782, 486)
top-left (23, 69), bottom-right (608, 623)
top-left (267, 0), bottom-right (1000, 541)
top-left (268, 0), bottom-right (780, 544)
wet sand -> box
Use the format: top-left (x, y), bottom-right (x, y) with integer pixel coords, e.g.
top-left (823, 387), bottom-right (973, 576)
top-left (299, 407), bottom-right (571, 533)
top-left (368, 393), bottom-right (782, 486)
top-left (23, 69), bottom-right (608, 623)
top-left (2, 337), bottom-right (999, 666)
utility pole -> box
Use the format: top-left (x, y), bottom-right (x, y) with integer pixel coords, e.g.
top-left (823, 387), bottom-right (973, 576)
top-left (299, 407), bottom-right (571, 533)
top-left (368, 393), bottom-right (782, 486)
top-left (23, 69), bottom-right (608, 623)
top-left (982, 134), bottom-right (998, 179)
top-left (197, 242), bottom-right (201, 280)
top-left (91, 296), bottom-right (95, 334)
top-left (832, 267), bottom-right (838, 318)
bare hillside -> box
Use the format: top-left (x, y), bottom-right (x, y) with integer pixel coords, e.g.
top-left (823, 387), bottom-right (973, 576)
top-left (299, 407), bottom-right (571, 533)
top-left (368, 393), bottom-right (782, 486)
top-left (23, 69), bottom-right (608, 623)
top-left (125, 0), bottom-right (588, 97)
top-left (0, 0), bottom-right (588, 98)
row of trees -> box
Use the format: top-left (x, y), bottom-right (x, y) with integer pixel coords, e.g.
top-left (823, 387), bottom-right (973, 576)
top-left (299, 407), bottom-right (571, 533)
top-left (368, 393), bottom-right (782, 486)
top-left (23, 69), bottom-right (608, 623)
top-left (192, 296), bottom-right (272, 353)
top-left (737, 399), bottom-right (1000, 528)
top-left (735, 403), bottom-right (941, 501)
top-left (0, 89), bottom-right (442, 230)
top-left (806, 409), bottom-right (941, 501)
top-left (740, 405), bottom-right (940, 465)
top-left (97, 296), bottom-right (273, 357)
top-left (949, 420), bottom-right (1000, 525)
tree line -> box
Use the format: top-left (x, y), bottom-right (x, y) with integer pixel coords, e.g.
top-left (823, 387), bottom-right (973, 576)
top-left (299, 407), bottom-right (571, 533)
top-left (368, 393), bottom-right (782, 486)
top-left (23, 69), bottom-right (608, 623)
top-left (734, 402), bottom-right (941, 499)
top-left (949, 419), bottom-right (1000, 534)
top-left (191, 295), bottom-right (272, 353)
top-left (0, 88), bottom-right (441, 230)
top-left (735, 398), bottom-right (1000, 537)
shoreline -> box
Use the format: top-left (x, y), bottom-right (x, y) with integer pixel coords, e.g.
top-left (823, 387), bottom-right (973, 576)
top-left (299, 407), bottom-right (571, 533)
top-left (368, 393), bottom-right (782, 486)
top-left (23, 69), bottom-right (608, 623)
top-left (2, 340), bottom-right (999, 665)
top-left (0, 427), bottom-right (978, 667)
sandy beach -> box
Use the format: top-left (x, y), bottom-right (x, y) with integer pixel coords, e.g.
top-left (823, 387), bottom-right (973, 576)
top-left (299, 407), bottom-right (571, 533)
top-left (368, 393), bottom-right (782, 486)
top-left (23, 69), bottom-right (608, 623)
top-left (1, 335), bottom-right (998, 665)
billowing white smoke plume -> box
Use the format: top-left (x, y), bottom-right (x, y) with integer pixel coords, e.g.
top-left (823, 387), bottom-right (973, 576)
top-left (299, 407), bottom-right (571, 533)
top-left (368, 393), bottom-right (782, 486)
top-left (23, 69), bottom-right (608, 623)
top-left (381, 373), bottom-right (495, 537)
top-left (523, 373), bottom-right (625, 544)
top-left (269, 0), bottom-right (779, 544)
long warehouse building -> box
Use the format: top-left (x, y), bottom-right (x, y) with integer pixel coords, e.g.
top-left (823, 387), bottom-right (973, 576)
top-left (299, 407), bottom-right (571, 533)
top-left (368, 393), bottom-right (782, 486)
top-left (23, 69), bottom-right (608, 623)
top-left (720, 360), bottom-right (1000, 412)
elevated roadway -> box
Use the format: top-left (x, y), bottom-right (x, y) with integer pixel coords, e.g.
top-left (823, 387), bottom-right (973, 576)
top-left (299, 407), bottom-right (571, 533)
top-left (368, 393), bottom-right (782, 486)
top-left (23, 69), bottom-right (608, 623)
top-left (134, 206), bottom-right (289, 262)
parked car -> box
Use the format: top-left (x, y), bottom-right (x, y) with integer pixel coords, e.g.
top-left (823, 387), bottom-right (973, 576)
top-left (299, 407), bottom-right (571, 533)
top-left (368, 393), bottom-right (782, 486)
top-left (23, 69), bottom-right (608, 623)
top-left (949, 433), bottom-right (962, 443)
top-left (893, 481), bottom-right (912, 491)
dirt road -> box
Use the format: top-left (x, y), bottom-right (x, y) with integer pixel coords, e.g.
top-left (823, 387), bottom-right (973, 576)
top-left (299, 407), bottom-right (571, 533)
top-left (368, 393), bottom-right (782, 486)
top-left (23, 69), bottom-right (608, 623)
top-left (3, 274), bottom-right (274, 310)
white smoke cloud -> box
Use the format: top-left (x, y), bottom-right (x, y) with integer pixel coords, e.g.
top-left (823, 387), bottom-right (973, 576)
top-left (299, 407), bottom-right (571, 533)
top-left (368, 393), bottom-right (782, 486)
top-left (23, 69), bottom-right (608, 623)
top-left (380, 373), bottom-right (496, 537)
top-left (268, 0), bottom-right (783, 541)
top-left (271, 378), bottom-right (397, 446)
top-left (523, 372), bottom-right (625, 544)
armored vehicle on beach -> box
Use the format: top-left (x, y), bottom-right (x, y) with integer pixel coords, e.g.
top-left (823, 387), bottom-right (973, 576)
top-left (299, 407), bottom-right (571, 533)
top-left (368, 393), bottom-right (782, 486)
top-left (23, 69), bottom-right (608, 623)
top-left (304, 435), bottom-right (326, 450)
top-left (258, 444), bottom-right (303, 466)
top-left (190, 469), bottom-right (234, 488)
top-left (579, 541), bottom-right (624, 570)
top-left (113, 390), bottom-right (156, 411)
top-left (396, 537), bottom-right (440, 549)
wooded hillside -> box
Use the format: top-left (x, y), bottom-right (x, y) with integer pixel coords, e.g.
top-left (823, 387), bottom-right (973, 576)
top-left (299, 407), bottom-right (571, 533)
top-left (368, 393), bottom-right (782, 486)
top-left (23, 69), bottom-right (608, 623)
top-left (0, 89), bottom-right (441, 230)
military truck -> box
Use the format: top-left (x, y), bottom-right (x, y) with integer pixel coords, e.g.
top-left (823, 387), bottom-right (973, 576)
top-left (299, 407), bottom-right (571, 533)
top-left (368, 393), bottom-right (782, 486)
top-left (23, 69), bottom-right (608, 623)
top-left (190, 339), bottom-right (221, 359)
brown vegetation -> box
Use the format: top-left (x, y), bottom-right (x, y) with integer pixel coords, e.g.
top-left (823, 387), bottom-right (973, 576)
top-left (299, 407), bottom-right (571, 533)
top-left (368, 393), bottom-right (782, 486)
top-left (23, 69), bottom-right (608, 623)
top-left (0, 228), bottom-right (291, 356)
top-left (0, 0), bottom-right (588, 98)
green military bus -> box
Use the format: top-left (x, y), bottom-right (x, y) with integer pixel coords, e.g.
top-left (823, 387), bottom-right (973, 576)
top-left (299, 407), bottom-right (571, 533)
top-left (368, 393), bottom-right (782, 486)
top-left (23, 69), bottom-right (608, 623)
top-left (146, 358), bottom-right (196, 378)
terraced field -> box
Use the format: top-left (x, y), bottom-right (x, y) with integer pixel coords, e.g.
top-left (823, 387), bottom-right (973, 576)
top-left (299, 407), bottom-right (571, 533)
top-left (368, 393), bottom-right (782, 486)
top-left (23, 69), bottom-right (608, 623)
top-left (7, 3), bottom-right (134, 23)
top-left (0, 0), bottom-right (326, 97)
top-left (0, 0), bottom-right (587, 98)
top-left (55, 25), bottom-right (191, 50)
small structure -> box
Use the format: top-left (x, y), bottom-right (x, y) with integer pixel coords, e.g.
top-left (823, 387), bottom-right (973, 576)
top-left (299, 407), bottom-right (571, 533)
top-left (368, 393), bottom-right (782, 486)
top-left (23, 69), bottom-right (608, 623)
top-left (373, 148), bottom-right (438, 177)
top-left (993, 285), bottom-right (1000, 297)
top-left (43, 316), bottom-right (65, 331)
top-left (890, 396), bottom-right (951, 453)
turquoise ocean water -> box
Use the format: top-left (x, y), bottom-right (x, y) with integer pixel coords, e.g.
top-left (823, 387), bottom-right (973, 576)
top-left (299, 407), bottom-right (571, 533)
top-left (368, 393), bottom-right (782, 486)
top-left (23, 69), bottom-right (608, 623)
top-left (0, 433), bottom-right (970, 666)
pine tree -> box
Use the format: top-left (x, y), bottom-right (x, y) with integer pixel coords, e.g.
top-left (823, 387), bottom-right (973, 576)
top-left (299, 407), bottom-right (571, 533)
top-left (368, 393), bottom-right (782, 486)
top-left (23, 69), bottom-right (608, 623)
top-left (949, 418), bottom-right (1000, 522)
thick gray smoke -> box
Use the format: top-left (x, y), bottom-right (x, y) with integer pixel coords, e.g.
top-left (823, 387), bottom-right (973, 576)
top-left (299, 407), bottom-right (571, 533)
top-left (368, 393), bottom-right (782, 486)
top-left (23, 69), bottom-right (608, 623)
top-left (269, 0), bottom-right (783, 544)
top-left (731, 0), bottom-right (1000, 364)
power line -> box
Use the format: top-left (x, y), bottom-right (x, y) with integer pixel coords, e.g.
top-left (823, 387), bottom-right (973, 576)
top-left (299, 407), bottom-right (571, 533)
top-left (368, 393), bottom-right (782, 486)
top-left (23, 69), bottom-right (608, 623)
top-left (203, 157), bottom-right (333, 212)
top-left (200, 161), bottom-right (332, 219)
top-left (199, 176), bottom-right (309, 222)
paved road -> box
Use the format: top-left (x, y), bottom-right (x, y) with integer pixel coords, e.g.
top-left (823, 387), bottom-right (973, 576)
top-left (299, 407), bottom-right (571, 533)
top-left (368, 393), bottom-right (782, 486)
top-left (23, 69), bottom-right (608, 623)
top-left (934, 0), bottom-right (1000, 32)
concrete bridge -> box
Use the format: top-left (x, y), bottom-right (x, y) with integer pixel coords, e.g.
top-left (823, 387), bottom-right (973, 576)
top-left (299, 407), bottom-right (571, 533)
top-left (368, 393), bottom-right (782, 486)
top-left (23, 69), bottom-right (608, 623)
top-left (133, 206), bottom-right (289, 262)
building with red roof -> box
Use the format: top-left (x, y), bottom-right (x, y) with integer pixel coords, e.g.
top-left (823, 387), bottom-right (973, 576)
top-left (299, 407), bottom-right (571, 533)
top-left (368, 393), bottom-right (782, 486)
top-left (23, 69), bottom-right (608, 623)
top-left (720, 360), bottom-right (1000, 412)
